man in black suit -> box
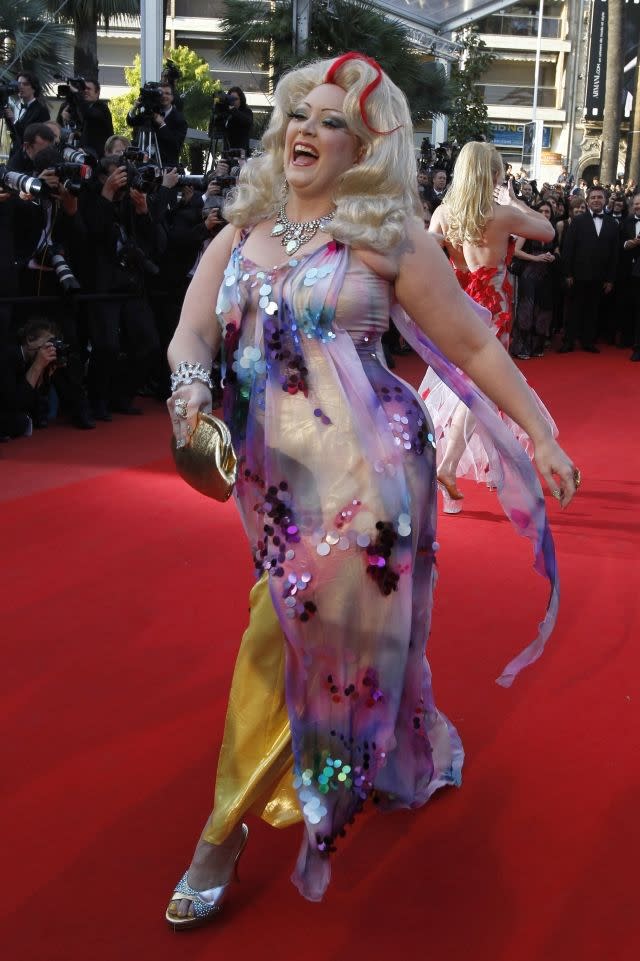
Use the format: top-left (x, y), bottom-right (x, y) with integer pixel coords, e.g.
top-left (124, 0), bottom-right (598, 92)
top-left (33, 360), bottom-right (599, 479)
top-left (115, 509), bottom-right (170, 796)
top-left (4, 72), bottom-right (50, 156)
top-left (153, 84), bottom-right (187, 167)
top-left (560, 186), bottom-right (619, 353)
top-left (423, 168), bottom-right (448, 208)
top-left (620, 192), bottom-right (640, 361)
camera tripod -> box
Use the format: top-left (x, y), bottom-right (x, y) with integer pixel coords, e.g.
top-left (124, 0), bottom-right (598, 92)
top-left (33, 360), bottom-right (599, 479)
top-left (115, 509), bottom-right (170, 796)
top-left (134, 122), bottom-right (163, 167)
top-left (204, 120), bottom-right (229, 172)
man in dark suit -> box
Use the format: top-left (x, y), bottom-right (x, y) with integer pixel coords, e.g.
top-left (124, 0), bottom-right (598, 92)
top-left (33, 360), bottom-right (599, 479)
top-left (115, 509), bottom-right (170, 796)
top-left (4, 72), bottom-right (50, 156)
top-left (153, 84), bottom-right (187, 167)
top-left (620, 192), bottom-right (640, 361)
top-left (423, 168), bottom-right (448, 208)
top-left (560, 186), bottom-right (619, 353)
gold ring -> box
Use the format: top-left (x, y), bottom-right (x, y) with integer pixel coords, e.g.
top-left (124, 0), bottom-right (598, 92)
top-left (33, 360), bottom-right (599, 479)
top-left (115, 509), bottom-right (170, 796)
top-left (573, 467), bottom-right (581, 490)
top-left (552, 488), bottom-right (562, 500)
top-left (175, 398), bottom-right (188, 419)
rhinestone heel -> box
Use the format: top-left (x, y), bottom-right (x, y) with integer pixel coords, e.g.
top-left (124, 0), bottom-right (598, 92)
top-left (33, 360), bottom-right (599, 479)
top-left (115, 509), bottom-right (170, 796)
top-left (438, 483), bottom-right (463, 514)
top-left (165, 823), bottom-right (249, 930)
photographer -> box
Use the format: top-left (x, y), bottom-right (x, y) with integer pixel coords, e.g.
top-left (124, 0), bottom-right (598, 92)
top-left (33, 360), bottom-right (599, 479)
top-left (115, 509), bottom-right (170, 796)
top-left (209, 86), bottom-right (253, 153)
top-left (58, 77), bottom-right (113, 158)
top-left (127, 83), bottom-right (187, 167)
top-left (4, 73), bottom-right (50, 157)
top-left (0, 317), bottom-right (94, 436)
top-left (79, 154), bottom-right (161, 419)
top-left (6, 121), bottom-right (56, 174)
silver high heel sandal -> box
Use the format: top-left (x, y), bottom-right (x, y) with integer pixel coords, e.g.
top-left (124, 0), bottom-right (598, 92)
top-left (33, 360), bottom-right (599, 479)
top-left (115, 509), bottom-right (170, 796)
top-left (165, 823), bottom-right (249, 930)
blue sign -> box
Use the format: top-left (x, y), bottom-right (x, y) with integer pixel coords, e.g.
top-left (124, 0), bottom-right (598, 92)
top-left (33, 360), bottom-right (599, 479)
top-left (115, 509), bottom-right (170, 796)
top-left (490, 123), bottom-right (552, 149)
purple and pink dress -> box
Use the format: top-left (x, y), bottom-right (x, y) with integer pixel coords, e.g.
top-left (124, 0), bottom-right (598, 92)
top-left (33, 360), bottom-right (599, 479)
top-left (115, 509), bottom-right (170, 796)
top-left (214, 233), bottom-right (559, 900)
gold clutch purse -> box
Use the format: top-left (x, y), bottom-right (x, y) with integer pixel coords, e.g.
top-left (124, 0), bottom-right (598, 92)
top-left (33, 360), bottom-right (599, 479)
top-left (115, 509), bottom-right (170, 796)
top-left (170, 412), bottom-right (237, 501)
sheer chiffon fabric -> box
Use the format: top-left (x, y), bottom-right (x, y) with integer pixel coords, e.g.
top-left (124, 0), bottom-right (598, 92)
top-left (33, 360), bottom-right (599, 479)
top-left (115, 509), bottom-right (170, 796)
top-left (214, 236), bottom-right (558, 900)
top-left (420, 262), bottom-right (557, 485)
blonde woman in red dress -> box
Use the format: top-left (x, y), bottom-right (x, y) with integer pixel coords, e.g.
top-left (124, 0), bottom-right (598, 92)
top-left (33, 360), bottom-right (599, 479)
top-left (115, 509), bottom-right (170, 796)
top-left (421, 142), bottom-right (558, 513)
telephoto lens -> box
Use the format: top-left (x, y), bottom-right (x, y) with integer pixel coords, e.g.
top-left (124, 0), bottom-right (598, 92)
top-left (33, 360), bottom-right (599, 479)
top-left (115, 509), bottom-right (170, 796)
top-left (0, 166), bottom-right (46, 198)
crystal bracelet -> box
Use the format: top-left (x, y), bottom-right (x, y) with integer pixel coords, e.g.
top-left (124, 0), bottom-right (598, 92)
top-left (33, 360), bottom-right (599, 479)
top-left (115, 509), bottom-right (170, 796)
top-left (170, 361), bottom-right (214, 394)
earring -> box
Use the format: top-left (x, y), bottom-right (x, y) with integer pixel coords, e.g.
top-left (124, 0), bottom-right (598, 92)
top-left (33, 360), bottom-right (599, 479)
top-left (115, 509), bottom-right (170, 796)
top-left (279, 178), bottom-right (289, 200)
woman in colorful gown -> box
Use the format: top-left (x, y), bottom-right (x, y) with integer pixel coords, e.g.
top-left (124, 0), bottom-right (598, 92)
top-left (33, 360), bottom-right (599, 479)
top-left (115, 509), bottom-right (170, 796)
top-left (420, 142), bottom-right (559, 513)
top-left (165, 56), bottom-right (578, 924)
top-left (510, 200), bottom-right (560, 359)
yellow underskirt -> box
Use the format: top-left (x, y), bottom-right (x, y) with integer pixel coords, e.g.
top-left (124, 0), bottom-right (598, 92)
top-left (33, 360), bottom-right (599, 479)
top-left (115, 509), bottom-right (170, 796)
top-left (202, 573), bottom-right (302, 844)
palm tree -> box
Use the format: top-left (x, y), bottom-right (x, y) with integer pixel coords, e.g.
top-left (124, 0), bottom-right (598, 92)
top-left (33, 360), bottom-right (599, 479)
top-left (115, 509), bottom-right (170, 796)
top-left (219, 0), bottom-right (450, 126)
top-left (600, 0), bottom-right (624, 184)
top-left (0, 0), bottom-right (70, 86)
top-left (47, 0), bottom-right (139, 79)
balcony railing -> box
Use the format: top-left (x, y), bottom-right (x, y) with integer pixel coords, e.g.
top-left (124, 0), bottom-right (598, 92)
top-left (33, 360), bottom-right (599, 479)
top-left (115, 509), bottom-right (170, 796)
top-left (174, 0), bottom-right (229, 17)
top-left (480, 14), bottom-right (562, 39)
top-left (479, 84), bottom-right (558, 108)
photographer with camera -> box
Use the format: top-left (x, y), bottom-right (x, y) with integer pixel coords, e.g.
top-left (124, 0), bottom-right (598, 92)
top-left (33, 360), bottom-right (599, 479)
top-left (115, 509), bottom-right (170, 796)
top-left (58, 77), bottom-right (114, 159)
top-left (127, 83), bottom-right (187, 167)
top-left (3, 73), bottom-right (50, 157)
top-left (5, 121), bottom-right (56, 174)
top-left (78, 153), bottom-right (161, 419)
top-left (0, 316), bottom-right (96, 437)
top-left (208, 86), bottom-right (253, 154)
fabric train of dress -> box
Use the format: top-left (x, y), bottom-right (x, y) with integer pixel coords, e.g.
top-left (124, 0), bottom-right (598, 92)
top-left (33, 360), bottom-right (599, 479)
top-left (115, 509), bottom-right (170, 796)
top-left (419, 261), bottom-right (558, 485)
top-left (216, 235), bottom-right (559, 901)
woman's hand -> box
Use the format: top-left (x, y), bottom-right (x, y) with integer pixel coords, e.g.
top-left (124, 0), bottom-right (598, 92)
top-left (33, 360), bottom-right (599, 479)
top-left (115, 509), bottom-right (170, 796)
top-left (167, 381), bottom-right (213, 449)
top-left (533, 434), bottom-right (579, 509)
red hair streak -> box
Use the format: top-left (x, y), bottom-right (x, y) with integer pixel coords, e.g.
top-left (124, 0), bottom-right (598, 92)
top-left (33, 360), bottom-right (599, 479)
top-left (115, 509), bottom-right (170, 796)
top-left (324, 51), bottom-right (402, 135)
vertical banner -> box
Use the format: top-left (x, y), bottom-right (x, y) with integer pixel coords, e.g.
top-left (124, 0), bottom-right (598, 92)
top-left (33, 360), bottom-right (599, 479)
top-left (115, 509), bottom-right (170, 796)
top-left (521, 120), bottom-right (544, 179)
top-left (586, 0), bottom-right (608, 119)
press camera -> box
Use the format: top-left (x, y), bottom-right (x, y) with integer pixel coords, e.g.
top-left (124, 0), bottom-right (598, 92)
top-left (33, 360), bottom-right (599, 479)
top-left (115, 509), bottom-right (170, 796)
top-left (0, 80), bottom-right (19, 108)
top-left (129, 82), bottom-right (165, 126)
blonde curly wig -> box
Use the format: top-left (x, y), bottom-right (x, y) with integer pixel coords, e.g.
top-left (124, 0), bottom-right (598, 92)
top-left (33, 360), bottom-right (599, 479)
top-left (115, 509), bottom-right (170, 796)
top-left (223, 57), bottom-right (421, 252)
top-left (442, 142), bottom-right (504, 248)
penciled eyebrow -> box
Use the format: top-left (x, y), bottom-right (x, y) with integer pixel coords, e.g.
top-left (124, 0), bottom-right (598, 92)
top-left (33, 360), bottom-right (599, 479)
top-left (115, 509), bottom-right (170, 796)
top-left (299, 102), bottom-right (346, 115)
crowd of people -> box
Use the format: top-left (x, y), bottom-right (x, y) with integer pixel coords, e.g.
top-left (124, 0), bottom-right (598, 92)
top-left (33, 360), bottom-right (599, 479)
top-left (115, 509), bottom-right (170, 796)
top-left (417, 162), bottom-right (640, 363)
top-left (0, 71), bottom-right (252, 440)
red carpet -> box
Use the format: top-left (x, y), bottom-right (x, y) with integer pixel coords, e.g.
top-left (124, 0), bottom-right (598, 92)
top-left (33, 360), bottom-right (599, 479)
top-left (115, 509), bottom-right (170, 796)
top-left (2, 349), bottom-right (639, 961)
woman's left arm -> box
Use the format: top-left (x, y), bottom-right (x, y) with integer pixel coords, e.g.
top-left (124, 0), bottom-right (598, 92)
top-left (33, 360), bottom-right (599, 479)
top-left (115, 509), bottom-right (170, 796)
top-left (393, 220), bottom-right (577, 505)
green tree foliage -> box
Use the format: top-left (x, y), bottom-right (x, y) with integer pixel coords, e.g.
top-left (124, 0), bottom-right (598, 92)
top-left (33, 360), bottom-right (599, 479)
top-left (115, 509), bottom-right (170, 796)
top-left (447, 28), bottom-right (495, 145)
top-left (0, 0), bottom-right (70, 86)
top-left (219, 0), bottom-right (450, 126)
top-left (109, 46), bottom-right (221, 139)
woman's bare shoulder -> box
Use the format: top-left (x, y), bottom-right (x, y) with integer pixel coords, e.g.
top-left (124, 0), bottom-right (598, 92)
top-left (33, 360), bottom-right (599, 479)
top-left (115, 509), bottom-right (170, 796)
top-left (355, 218), bottom-right (442, 282)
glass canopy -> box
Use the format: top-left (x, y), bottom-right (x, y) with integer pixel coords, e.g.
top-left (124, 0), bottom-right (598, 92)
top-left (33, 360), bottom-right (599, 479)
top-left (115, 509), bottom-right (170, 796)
top-left (374, 0), bottom-right (522, 32)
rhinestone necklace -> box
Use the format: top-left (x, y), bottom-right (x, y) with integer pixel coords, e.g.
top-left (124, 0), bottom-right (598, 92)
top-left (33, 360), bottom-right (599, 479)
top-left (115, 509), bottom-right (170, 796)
top-left (270, 202), bottom-right (335, 255)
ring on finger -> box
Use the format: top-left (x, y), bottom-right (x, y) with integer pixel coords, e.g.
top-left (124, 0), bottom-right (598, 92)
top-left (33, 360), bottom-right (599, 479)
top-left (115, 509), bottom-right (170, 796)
top-left (551, 488), bottom-right (562, 500)
top-left (175, 398), bottom-right (188, 418)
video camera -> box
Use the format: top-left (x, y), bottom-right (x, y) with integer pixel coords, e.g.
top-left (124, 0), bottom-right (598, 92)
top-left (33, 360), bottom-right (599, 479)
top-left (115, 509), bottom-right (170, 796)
top-left (55, 75), bottom-right (87, 99)
top-left (0, 165), bottom-right (46, 199)
top-left (210, 91), bottom-right (233, 134)
top-left (0, 80), bottom-right (19, 108)
top-left (129, 82), bottom-right (165, 127)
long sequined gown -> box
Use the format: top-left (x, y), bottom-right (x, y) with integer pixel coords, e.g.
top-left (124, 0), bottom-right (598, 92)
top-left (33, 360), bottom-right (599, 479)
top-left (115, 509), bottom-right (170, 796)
top-left (212, 233), bottom-right (559, 901)
top-left (420, 258), bottom-right (557, 484)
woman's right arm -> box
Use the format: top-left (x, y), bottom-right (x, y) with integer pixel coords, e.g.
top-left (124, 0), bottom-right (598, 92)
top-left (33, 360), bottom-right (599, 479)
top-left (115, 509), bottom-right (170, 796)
top-left (167, 223), bottom-right (238, 445)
